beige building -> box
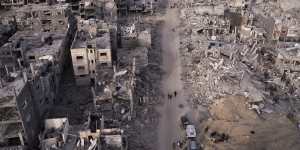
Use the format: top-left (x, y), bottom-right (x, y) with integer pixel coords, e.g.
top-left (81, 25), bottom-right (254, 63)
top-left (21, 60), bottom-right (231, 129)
top-left (71, 19), bottom-right (112, 85)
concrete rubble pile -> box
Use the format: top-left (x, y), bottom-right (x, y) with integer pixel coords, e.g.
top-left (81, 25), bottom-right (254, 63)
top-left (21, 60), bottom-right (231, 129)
top-left (176, 1), bottom-right (300, 149)
top-left (178, 0), bottom-right (300, 109)
top-left (115, 20), bottom-right (162, 149)
top-left (0, 0), bottom-right (164, 149)
top-left (179, 12), bottom-right (263, 106)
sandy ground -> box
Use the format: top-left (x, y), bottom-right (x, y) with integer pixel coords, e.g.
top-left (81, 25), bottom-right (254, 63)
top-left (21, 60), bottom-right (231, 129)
top-left (156, 6), bottom-right (191, 150)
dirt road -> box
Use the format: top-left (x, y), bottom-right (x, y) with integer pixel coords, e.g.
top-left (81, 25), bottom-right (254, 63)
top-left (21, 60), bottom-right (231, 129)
top-left (157, 7), bottom-right (190, 150)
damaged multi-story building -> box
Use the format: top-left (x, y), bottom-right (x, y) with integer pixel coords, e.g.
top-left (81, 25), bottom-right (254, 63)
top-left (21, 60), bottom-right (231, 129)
top-left (115, 0), bottom-right (157, 15)
top-left (0, 74), bottom-right (41, 149)
top-left (38, 113), bottom-right (127, 150)
top-left (75, 0), bottom-right (117, 22)
top-left (0, 0), bottom-right (44, 8)
top-left (71, 19), bottom-right (113, 85)
top-left (0, 2), bottom-right (77, 149)
top-left (0, 3), bottom-right (71, 32)
top-left (0, 31), bottom-right (72, 148)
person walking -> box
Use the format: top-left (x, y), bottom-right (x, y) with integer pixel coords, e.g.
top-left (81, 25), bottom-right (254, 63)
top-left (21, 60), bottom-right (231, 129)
top-left (174, 91), bottom-right (177, 97)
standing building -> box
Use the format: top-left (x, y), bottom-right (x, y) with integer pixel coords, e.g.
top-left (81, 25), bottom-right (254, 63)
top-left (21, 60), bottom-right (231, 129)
top-left (71, 19), bottom-right (112, 85)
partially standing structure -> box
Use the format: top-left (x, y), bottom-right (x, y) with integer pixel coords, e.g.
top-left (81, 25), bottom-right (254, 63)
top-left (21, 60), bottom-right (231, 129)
top-left (0, 74), bottom-right (40, 149)
top-left (71, 19), bottom-right (112, 86)
top-left (40, 118), bottom-right (70, 150)
top-left (0, 3), bottom-right (77, 149)
top-left (77, 112), bottom-right (127, 150)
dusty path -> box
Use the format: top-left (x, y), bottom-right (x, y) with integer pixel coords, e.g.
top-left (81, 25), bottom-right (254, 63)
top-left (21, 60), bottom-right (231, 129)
top-left (157, 7), bottom-right (190, 150)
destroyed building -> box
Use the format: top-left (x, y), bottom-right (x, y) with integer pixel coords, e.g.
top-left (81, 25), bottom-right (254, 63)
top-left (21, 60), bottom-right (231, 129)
top-left (91, 21), bottom-right (150, 121)
top-left (77, 112), bottom-right (127, 150)
top-left (0, 0), bottom-right (44, 8)
top-left (0, 2), bottom-right (77, 148)
top-left (119, 23), bottom-right (151, 48)
top-left (273, 16), bottom-right (300, 42)
top-left (276, 43), bottom-right (300, 72)
top-left (0, 73), bottom-right (41, 149)
top-left (127, 0), bottom-right (157, 13)
top-left (5, 0), bottom-right (300, 150)
top-left (0, 3), bottom-right (71, 32)
top-left (0, 2), bottom-right (76, 71)
top-left (77, 0), bottom-right (117, 22)
top-left (115, 0), bottom-right (157, 15)
top-left (40, 118), bottom-right (70, 150)
top-left (0, 31), bottom-right (72, 148)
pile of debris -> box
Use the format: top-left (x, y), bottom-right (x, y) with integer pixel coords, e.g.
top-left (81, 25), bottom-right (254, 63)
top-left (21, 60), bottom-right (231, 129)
top-left (178, 0), bottom-right (300, 109)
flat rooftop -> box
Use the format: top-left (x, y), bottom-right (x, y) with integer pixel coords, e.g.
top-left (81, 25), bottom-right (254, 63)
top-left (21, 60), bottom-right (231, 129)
top-left (7, 30), bottom-right (65, 57)
top-left (72, 30), bottom-right (111, 49)
top-left (0, 77), bottom-right (26, 102)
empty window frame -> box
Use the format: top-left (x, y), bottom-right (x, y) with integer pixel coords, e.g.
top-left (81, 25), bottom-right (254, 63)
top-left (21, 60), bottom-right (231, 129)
top-left (100, 53), bottom-right (107, 56)
top-left (87, 45), bottom-right (93, 48)
top-left (76, 56), bottom-right (84, 60)
top-left (100, 63), bottom-right (108, 66)
top-left (28, 56), bottom-right (35, 60)
top-left (78, 66), bottom-right (85, 70)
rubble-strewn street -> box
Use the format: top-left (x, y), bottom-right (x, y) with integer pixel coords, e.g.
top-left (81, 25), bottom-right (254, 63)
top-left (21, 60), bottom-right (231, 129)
top-left (1, 0), bottom-right (300, 150)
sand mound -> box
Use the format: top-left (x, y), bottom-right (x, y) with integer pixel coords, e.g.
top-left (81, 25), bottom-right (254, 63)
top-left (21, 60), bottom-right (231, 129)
top-left (201, 96), bottom-right (300, 150)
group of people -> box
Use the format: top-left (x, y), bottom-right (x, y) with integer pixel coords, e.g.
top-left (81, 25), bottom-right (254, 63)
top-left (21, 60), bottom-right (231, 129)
top-left (167, 91), bottom-right (177, 100)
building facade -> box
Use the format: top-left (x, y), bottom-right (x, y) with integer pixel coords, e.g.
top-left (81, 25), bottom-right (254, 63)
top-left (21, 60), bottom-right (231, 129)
top-left (71, 19), bottom-right (112, 85)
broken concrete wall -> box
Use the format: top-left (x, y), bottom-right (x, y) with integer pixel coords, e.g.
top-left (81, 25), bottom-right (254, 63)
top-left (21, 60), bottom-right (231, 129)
top-left (137, 29), bottom-right (152, 48)
top-left (44, 118), bottom-right (69, 143)
top-left (0, 24), bottom-right (17, 47)
top-left (15, 82), bottom-right (41, 149)
top-left (29, 72), bottom-right (56, 118)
